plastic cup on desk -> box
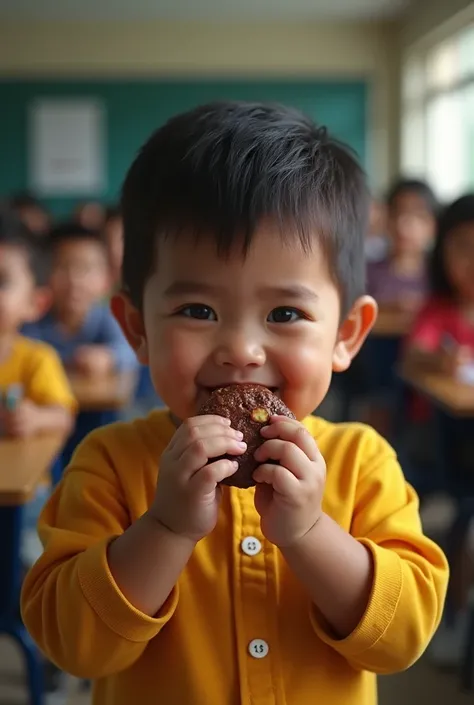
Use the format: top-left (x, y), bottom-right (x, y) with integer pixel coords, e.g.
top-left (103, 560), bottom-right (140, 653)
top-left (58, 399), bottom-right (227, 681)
top-left (4, 384), bottom-right (24, 410)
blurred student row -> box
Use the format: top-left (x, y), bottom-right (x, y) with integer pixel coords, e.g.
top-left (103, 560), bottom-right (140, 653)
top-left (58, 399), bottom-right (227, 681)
top-left (336, 178), bottom-right (474, 674)
top-left (0, 196), bottom-right (160, 551)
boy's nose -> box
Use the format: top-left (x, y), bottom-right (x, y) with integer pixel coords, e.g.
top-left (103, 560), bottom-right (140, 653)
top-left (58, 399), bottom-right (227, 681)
top-left (214, 333), bottom-right (266, 369)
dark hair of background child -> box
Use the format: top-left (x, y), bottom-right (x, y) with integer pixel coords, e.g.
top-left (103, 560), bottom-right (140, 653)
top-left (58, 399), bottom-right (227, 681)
top-left (0, 206), bottom-right (50, 286)
top-left (120, 101), bottom-right (370, 318)
top-left (386, 178), bottom-right (439, 216)
top-left (430, 193), bottom-right (474, 299)
top-left (48, 221), bottom-right (106, 252)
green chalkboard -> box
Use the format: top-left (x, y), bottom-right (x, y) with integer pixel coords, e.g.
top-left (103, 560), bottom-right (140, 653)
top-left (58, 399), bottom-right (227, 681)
top-left (0, 79), bottom-right (367, 216)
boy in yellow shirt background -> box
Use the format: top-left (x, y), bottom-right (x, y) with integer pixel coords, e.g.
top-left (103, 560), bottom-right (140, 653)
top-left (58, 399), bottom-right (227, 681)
top-left (0, 207), bottom-right (75, 568)
top-left (22, 103), bottom-right (448, 705)
top-left (0, 207), bottom-right (75, 438)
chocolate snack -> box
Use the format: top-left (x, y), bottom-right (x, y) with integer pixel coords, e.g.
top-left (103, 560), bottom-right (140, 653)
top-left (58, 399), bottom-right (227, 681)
top-left (199, 383), bottom-right (295, 488)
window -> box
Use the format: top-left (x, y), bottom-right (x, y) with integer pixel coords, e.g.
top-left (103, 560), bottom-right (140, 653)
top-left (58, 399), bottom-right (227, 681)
top-left (401, 25), bottom-right (474, 202)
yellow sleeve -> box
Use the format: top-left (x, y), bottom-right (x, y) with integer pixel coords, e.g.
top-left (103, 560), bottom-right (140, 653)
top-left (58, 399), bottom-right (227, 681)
top-left (27, 344), bottom-right (77, 410)
top-left (311, 430), bottom-right (449, 674)
top-left (20, 431), bottom-right (178, 679)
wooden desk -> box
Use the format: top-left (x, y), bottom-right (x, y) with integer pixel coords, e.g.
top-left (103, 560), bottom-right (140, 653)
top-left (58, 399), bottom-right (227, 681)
top-left (68, 371), bottom-right (137, 412)
top-left (400, 364), bottom-right (474, 417)
top-left (372, 309), bottom-right (413, 338)
top-left (0, 434), bottom-right (65, 506)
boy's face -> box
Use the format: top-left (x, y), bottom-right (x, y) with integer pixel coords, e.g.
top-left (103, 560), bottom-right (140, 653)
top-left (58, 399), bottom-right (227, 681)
top-left (50, 239), bottom-right (109, 317)
top-left (0, 245), bottom-right (39, 335)
top-left (388, 192), bottom-right (435, 256)
top-left (115, 224), bottom-right (375, 421)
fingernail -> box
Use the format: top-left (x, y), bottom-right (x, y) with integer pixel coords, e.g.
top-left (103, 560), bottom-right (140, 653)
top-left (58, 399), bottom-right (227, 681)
top-left (222, 417), bottom-right (231, 424)
top-left (260, 426), bottom-right (271, 435)
top-left (238, 441), bottom-right (247, 449)
top-left (235, 430), bottom-right (244, 440)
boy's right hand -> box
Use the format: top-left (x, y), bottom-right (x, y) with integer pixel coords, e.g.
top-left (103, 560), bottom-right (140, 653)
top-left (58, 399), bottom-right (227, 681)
top-left (148, 415), bottom-right (246, 542)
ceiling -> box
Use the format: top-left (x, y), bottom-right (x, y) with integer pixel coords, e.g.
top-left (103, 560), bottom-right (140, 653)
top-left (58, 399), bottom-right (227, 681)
top-left (0, 0), bottom-right (411, 21)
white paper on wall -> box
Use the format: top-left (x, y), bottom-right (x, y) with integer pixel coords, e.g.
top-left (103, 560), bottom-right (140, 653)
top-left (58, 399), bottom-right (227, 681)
top-left (29, 98), bottom-right (105, 196)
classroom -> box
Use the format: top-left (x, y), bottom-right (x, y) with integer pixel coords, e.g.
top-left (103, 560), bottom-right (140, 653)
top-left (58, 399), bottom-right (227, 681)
top-left (0, 0), bottom-right (474, 704)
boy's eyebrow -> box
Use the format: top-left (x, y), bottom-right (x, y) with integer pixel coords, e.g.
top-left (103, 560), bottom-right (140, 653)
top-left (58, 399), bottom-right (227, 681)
top-left (163, 281), bottom-right (222, 297)
top-left (163, 281), bottom-right (318, 301)
top-left (259, 285), bottom-right (319, 302)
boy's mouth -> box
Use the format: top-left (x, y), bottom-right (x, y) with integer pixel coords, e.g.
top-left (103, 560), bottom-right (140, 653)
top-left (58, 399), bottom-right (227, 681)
top-left (201, 383), bottom-right (280, 400)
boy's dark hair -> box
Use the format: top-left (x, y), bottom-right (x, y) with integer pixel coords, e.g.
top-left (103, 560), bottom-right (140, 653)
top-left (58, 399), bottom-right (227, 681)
top-left (0, 207), bottom-right (49, 285)
top-left (121, 101), bottom-right (369, 317)
top-left (431, 194), bottom-right (474, 299)
top-left (386, 178), bottom-right (438, 216)
top-left (48, 221), bottom-right (106, 252)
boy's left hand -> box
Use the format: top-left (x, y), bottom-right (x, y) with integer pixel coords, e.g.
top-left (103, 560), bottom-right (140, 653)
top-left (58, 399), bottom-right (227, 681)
top-left (1, 400), bottom-right (41, 438)
top-left (253, 416), bottom-right (326, 547)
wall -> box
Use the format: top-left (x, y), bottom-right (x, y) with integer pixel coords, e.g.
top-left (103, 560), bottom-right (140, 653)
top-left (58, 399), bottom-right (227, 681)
top-left (0, 78), bottom-right (367, 215)
top-left (0, 20), bottom-right (399, 192)
top-left (401, 0), bottom-right (474, 49)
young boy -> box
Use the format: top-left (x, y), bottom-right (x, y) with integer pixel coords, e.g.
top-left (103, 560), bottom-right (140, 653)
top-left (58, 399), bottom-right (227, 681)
top-left (23, 222), bottom-right (137, 375)
top-left (0, 208), bottom-right (75, 438)
top-left (21, 103), bottom-right (448, 705)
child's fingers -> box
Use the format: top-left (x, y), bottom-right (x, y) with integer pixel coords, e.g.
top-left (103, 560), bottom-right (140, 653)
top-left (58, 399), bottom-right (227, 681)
top-left (180, 435), bottom-right (247, 477)
top-left (168, 415), bottom-right (233, 451)
top-left (189, 458), bottom-right (238, 494)
top-left (260, 422), bottom-right (319, 462)
top-left (253, 463), bottom-right (300, 497)
top-left (174, 424), bottom-right (243, 460)
top-left (254, 439), bottom-right (310, 480)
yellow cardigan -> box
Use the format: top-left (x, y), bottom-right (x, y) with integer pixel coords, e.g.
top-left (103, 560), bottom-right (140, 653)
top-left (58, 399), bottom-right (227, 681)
top-left (21, 411), bottom-right (448, 705)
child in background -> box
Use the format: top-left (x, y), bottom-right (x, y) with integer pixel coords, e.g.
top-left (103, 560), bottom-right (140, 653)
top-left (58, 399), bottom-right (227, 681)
top-left (403, 194), bottom-right (474, 665)
top-left (0, 209), bottom-right (75, 567)
top-left (0, 209), bottom-right (75, 439)
top-left (9, 192), bottom-right (51, 238)
top-left (104, 205), bottom-right (124, 287)
top-left (22, 103), bottom-right (447, 705)
top-left (362, 179), bottom-right (438, 436)
top-left (74, 201), bottom-right (105, 231)
top-left (406, 194), bottom-right (474, 375)
top-left (367, 179), bottom-right (437, 313)
top-left (24, 222), bottom-right (137, 375)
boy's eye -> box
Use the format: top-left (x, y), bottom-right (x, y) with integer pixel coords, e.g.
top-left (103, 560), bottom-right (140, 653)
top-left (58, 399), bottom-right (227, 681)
top-left (267, 307), bottom-right (304, 323)
top-left (179, 304), bottom-right (217, 321)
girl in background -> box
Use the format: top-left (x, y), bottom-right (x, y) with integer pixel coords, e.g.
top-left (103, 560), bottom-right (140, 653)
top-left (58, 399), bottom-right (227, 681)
top-left (362, 179), bottom-right (438, 437)
top-left (406, 194), bottom-right (474, 373)
top-left (367, 179), bottom-right (437, 312)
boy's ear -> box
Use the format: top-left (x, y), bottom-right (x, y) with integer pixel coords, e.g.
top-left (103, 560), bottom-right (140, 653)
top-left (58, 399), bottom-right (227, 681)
top-left (26, 286), bottom-right (53, 323)
top-left (110, 291), bottom-right (149, 365)
top-left (332, 295), bottom-right (378, 373)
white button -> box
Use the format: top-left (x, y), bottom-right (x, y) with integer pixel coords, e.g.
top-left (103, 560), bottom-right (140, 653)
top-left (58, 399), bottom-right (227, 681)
top-left (248, 639), bottom-right (269, 659)
top-left (241, 536), bottom-right (262, 556)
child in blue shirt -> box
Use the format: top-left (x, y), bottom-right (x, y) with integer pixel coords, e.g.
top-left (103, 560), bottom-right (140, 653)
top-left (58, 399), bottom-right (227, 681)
top-left (24, 222), bottom-right (137, 374)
